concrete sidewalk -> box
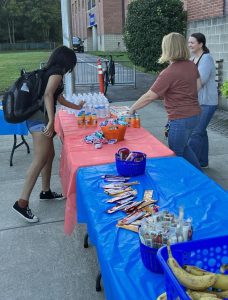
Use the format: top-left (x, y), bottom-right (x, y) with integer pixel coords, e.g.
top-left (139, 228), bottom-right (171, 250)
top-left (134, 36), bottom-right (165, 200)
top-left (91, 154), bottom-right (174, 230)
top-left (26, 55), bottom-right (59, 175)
top-left (0, 70), bottom-right (228, 300)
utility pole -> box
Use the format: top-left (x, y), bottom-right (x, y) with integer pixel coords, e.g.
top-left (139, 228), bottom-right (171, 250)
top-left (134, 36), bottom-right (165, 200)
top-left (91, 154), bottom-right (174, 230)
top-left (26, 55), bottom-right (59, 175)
top-left (61, 0), bottom-right (75, 98)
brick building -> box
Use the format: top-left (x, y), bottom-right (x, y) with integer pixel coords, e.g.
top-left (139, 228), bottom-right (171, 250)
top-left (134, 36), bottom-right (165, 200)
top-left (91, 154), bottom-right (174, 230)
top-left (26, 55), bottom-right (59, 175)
top-left (71, 0), bottom-right (228, 108)
top-left (71, 0), bottom-right (133, 52)
top-left (184, 0), bottom-right (228, 109)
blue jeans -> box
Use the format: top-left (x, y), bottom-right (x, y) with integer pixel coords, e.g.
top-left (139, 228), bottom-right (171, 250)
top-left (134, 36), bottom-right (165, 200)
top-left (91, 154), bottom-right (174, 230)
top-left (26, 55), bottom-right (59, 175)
top-left (168, 115), bottom-right (201, 169)
top-left (189, 105), bottom-right (217, 167)
top-left (26, 119), bottom-right (46, 133)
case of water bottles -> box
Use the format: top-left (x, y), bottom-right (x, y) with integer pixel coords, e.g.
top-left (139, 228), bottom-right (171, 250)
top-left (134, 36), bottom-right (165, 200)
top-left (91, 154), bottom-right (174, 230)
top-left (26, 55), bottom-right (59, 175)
top-left (65, 92), bottom-right (110, 119)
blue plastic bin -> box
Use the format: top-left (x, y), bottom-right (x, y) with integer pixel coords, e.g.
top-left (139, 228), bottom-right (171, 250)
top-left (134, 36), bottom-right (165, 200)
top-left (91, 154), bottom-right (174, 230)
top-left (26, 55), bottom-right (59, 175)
top-left (140, 241), bottom-right (163, 273)
top-left (115, 152), bottom-right (146, 177)
top-left (157, 235), bottom-right (228, 300)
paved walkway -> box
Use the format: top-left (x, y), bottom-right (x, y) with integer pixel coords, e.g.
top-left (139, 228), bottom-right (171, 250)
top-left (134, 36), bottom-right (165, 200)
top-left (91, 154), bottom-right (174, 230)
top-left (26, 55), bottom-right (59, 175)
top-left (0, 64), bottom-right (228, 300)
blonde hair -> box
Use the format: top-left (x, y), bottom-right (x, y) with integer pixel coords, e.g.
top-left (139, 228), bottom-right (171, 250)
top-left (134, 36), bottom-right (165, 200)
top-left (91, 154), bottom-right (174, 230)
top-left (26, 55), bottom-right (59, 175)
top-left (159, 32), bottom-right (190, 63)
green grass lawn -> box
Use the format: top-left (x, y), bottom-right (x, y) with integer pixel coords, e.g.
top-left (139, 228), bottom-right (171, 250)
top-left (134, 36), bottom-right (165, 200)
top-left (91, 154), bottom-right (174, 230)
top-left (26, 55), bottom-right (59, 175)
top-left (0, 50), bottom-right (155, 94)
top-left (0, 50), bottom-right (51, 93)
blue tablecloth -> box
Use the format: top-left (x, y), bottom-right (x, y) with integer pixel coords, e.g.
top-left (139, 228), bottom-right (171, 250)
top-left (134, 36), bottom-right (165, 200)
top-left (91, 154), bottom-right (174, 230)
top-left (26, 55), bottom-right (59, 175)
top-left (76, 157), bottom-right (228, 300)
top-left (0, 109), bottom-right (28, 135)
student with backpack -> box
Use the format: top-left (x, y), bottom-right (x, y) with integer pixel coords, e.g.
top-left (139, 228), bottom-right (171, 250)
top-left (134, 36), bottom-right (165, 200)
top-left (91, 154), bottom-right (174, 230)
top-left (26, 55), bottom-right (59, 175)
top-left (12, 45), bottom-right (85, 222)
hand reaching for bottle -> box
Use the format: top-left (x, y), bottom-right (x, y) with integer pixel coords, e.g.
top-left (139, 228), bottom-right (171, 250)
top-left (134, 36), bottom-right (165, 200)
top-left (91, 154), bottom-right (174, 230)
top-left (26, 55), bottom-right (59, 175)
top-left (129, 107), bottom-right (136, 115)
top-left (78, 100), bottom-right (85, 110)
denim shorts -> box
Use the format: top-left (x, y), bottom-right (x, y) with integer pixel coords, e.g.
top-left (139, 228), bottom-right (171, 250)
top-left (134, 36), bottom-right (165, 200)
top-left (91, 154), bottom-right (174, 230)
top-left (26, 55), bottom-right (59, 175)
top-left (26, 119), bottom-right (46, 133)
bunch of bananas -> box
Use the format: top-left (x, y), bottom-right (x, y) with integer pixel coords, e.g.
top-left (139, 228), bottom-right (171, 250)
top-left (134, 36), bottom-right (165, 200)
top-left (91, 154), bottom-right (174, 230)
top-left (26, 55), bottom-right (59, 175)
top-left (164, 242), bottom-right (228, 300)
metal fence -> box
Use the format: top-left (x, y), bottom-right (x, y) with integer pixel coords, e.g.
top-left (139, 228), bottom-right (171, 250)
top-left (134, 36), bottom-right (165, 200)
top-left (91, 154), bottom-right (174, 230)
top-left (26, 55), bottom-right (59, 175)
top-left (40, 60), bottom-right (136, 88)
top-left (74, 60), bottom-right (136, 88)
top-left (0, 42), bottom-right (56, 51)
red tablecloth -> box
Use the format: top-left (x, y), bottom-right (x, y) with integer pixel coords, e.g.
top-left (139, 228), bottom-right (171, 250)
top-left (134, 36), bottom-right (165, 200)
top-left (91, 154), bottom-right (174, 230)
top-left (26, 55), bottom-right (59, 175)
top-left (55, 110), bottom-right (174, 234)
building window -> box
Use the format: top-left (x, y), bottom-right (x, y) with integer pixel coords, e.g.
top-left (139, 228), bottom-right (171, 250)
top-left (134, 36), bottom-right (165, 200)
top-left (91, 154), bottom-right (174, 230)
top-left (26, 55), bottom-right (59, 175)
top-left (88, 0), bottom-right (95, 10)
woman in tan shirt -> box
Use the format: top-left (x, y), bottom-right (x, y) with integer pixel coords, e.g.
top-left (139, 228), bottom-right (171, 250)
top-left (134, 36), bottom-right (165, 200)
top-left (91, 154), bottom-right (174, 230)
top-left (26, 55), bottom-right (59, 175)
top-left (129, 32), bottom-right (201, 169)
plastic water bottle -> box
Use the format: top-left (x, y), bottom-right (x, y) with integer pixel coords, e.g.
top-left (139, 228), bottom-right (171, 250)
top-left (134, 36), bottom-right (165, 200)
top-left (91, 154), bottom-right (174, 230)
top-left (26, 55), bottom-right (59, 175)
top-left (96, 99), bottom-right (102, 118)
top-left (87, 103), bottom-right (93, 115)
top-left (104, 103), bottom-right (110, 118)
top-left (99, 99), bottom-right (106, 118)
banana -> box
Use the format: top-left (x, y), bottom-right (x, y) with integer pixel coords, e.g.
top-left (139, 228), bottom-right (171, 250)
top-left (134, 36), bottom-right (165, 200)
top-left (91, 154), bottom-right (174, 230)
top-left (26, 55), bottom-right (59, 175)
top-left (203, 290), bottom-right (228, 299)
top-left (200, 296), bottom-right (218, 300)
top-left (156, 292), bottom-right (167, 300)
top-left (187, 289), bottom-right (228, 299)
top-left (184, 265), bottom-right (208, 276)
top-left (187, 290), bottom-right (219, 300)
top-left (167, 243), bottom-right (217, 291)
top-left (184, 265), bottom-right (228, 290)
top-left (216, 290), bottom-right (228, 298)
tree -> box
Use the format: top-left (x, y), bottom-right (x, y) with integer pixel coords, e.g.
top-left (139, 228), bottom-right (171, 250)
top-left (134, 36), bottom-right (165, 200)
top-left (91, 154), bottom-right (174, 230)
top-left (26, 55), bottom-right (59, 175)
top-left (0, 0), bottom-right (25, 43)
top-left (0, 0), bottom-right (61, 43)
top-left (124, 0), bottom-right (187, 72)
top-left (23, 0), bottom-right (62, 42)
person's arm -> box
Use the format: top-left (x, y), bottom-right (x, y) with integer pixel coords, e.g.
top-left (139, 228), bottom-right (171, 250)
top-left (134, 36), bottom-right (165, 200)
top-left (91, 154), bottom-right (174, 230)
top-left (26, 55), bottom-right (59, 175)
top-left (198, 55), bottom-right (214, 86)
top-left (58, 95), bottom-right (85, 110)
top-left (129, 89), bottom-right (159, 115)
top-left (43, 74), bottom-right (62, 138)
top-left (197, 77), bottom-right (202, 92)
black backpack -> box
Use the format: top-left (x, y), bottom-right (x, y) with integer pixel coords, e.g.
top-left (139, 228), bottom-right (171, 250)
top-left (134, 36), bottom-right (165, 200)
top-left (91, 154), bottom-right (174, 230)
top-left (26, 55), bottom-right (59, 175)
top-left (3, 69), bottom-right (44, 123)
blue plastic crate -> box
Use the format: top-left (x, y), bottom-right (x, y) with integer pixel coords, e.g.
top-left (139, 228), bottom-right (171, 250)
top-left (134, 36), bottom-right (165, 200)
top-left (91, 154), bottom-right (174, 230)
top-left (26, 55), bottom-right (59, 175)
top-left (140, 241), bottom-right (163, 273)
top-left (115, 152), bottom-right (146, 177)
top-left (157, 235), bottom-right (228, 300)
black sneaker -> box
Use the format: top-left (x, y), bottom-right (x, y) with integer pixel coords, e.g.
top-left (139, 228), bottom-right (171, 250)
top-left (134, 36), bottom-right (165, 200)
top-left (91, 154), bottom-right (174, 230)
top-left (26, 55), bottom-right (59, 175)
top-left (39, 189), bottom-right (65, 201)
top-left (201, 164), bottom-right (209, 169)
top-left (13, 201), bottom-right (39, 223)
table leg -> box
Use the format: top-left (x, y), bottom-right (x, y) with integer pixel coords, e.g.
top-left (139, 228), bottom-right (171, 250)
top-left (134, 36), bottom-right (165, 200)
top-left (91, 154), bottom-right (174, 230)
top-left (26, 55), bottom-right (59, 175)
top-left (83, 232), bottom-right (101, 291)
top-left (10, 135), bottom-right (30, 167)
top-left (96, 272), bottom-right (102, 292)
top-left (21, 135), bottom-right (30, 154)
